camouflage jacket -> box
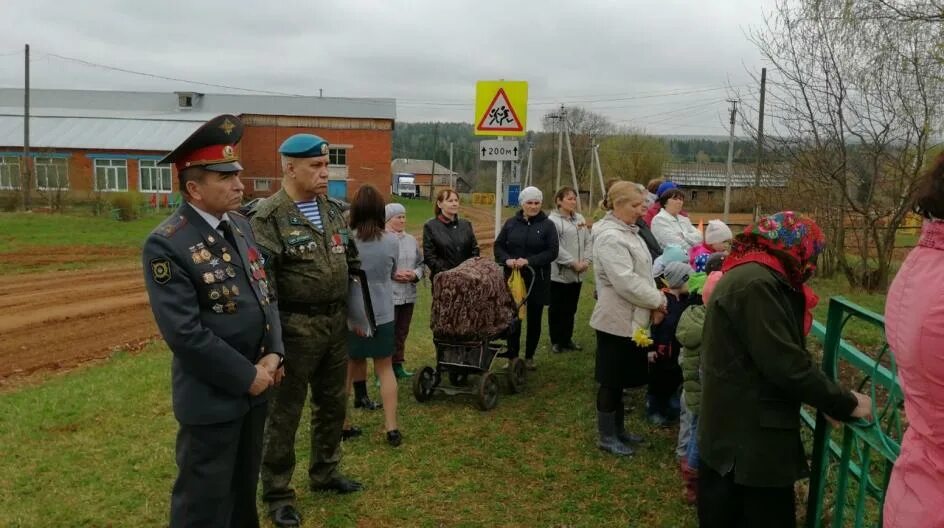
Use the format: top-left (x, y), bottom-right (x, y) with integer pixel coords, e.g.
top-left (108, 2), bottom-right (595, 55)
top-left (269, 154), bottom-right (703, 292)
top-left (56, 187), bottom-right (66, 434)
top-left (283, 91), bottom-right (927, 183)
top-left (250, 189), bottom-right (360, 307)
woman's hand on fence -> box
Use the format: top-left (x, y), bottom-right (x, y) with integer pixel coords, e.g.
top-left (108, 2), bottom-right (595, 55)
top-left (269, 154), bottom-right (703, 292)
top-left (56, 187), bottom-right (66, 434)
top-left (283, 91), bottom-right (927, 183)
top-left (849, 391), bottom-right (873, 420)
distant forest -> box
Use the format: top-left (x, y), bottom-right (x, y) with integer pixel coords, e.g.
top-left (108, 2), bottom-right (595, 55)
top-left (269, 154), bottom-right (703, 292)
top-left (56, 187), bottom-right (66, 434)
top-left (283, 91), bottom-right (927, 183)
top-left (393, 121), bottom-right (759, 178)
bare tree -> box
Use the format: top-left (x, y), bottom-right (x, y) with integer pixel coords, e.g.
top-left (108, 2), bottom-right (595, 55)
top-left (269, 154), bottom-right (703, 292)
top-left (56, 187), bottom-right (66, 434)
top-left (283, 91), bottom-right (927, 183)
top-left (737, 0), bottom-right (943, 291)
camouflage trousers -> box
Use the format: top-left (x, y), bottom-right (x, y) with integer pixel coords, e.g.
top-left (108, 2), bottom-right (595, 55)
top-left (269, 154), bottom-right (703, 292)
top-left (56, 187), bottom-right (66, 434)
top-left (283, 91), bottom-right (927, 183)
top-left (260, 309), bottom-right (348, 510)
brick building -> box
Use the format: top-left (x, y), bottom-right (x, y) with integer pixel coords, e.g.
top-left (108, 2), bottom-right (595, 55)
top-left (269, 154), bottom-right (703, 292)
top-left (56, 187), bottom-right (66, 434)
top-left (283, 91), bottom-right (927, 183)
top-left (390, 158), bottom-right (458, 199)
top-left (0, 89), bottom-right (396, 202)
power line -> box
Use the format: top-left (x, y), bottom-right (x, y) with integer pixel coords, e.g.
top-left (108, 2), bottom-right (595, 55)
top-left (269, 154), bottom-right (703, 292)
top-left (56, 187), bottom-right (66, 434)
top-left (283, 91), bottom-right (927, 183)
top-left (43, 53), bottom-right (309, 97)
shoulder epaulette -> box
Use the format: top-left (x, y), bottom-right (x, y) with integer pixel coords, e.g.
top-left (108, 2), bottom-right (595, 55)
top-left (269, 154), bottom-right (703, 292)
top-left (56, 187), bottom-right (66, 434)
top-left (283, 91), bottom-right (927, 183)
top-left (154, 214), bottom-right (188, 238)
top-left (327, 197), bottom-right (350, 212)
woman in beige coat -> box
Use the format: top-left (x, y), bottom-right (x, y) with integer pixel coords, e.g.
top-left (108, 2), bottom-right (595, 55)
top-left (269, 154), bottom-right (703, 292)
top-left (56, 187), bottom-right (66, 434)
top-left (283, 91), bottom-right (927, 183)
top-left (591, 181), bottom-right (667, 456)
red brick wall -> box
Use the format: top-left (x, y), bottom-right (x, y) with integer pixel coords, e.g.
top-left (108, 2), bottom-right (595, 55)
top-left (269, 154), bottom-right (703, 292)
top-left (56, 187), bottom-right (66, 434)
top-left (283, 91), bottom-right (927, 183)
top-left (239, 123), bottom-right (393, 200)
top-left (0, 148), bottom-right (177, 198)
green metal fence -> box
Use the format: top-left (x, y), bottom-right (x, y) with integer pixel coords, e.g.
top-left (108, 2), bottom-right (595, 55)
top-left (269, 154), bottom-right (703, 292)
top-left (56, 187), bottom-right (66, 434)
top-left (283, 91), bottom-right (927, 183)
top-left (802, 297), bottom-right (905, 528)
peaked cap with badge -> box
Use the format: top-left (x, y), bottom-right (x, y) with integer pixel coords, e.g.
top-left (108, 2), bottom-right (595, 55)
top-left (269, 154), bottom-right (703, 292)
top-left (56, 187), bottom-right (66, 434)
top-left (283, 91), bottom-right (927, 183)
top-left (142, 113), bottom-right (284, 527)
top-left (161, 114), bottom-right (244, 173)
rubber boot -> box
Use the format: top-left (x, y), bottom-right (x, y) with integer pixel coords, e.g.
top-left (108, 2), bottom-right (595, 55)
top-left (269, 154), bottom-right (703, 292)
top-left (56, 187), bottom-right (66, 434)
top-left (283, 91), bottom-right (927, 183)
top-left (615, 405), bottom-right (645, 445)
top-left (597, 411), bottom-right (634, 456)
top-left (680, 460), bottom-right (698, 505)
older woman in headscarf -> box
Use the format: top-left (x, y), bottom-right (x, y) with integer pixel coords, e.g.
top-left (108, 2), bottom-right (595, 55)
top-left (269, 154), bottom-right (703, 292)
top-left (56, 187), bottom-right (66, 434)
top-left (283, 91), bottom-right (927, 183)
top-left (494, 185), bottom-right (559, 371)
top-left (697, 211), bottom-right (872, 528)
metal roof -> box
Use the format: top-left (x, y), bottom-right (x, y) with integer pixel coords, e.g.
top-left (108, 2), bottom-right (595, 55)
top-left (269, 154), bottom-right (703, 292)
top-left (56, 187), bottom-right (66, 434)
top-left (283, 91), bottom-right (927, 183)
top-left (0, 115), bottom-right (203, 151)
top-left (663, 162), bottom-right (786, 188)
top-left (0, 88), bottom-right (397, 151)
top-left (391, 158), bottom-right (456, 176)
top-left (0, 89), bottom-right (396, 120)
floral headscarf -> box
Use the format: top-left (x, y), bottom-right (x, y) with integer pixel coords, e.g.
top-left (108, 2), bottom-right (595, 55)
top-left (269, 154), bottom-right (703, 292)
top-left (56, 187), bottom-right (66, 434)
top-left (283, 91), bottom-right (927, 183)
top-left (722, 211), bottom-right (826, 334)
top-left (724, 211), bottom-right (825, 287)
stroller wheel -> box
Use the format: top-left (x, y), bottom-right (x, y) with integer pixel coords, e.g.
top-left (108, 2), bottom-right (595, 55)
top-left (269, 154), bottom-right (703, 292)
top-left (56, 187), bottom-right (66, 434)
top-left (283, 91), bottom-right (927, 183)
top-left (448, 372), bottom-right (469, 387)
top-left (476, 372), bottom-right (500, 411)
top-left (506, 357), bottom-right (527, 394)
top-left (412, 366), bottom-right (436, 403)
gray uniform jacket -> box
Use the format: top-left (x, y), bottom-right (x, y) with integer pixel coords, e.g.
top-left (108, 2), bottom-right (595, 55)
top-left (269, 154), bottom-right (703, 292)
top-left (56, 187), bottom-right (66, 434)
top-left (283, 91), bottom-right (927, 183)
top-left (143, 204), bottom-right (283, 425)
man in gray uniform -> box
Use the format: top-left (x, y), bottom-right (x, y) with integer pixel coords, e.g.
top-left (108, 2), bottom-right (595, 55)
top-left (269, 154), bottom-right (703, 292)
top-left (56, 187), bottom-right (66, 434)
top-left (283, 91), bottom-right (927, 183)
top-left (252, 134), bottom-right (362, 528)
top-left (142, 114), bottom-right (284, 528)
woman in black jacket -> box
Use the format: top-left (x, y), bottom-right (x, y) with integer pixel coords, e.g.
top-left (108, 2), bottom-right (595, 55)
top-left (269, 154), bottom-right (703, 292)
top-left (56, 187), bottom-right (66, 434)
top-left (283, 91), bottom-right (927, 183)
top-left (494, 186), bottom-right (559, 370)
top-left (422, 189), bottom-right (480, 281)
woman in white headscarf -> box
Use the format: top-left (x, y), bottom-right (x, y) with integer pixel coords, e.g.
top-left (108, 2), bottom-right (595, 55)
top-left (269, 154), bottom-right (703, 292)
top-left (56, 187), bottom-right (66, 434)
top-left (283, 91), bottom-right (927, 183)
top-left (494, 186), bottom-right (559, 370)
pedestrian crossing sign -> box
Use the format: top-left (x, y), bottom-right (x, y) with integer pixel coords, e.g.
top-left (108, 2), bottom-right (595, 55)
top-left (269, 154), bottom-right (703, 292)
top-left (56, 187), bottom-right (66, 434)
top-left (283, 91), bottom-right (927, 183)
top-left (474, 80), bottom-right (528, 136)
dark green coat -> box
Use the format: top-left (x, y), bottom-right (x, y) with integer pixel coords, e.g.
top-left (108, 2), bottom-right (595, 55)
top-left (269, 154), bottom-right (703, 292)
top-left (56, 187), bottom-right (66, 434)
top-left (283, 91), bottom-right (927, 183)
top-left (698, 262), bottom-right (857, 487)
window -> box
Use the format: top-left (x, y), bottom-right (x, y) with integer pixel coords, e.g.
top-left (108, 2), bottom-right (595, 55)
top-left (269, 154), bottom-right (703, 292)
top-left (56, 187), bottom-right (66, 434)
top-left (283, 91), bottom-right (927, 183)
top-left (329, 148), bottom-right (346, 166)
top-left (139, 159), bottom-right (173, 193)
top-left (0, 157), bottom-right (19, 190)
top-left (254, 179), bottom-right (271, 192)
top-left (94, 159), bottom-right (128, 192)
top-left (690, 190), bottom-right (698, 201)
top-left (35, 157), bottom-right (69, 190)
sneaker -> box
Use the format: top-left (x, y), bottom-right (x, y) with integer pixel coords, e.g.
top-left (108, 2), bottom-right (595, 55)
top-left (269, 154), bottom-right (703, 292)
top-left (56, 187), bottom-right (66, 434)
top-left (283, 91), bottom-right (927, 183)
top-left (393, 363), bottom-right (413, 378)
top-left (564, 341), bottom-right (583, 351)
top-left (354, 396), bottom-right (382, 410)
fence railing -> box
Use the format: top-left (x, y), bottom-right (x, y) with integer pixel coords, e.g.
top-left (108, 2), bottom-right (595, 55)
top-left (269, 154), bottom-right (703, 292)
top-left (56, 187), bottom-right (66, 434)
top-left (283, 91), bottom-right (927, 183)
top-left (803, 297), bottom-right (904, 528)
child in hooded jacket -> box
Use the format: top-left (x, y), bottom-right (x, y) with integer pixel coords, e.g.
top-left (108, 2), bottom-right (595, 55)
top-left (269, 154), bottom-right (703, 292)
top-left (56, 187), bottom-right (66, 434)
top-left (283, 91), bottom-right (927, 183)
top-left (675, 254), bottom-right (725, 505)
top-left (647, 261), bottom-right (693, 426)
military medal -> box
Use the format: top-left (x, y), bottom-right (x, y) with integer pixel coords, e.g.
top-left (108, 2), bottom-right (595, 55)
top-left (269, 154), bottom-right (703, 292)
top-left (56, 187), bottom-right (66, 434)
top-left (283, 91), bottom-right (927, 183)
top-left (210, 257), bottom-right (220, 267)
top-left (214, 269), bottom-right (226, 281)
top-left (226, 266), bottom-right (236, 278)
top-left (231, 285), bottom-right (240, 296)
top-left (222, 285), bottom-right (231, 297)
top-left (212, 303), bottom-right (223, 313)
top-left (203, 272), bottom-right (215, 284)
top-left (200, 249), bottom-right (212, 261)
top-left (209, 289), bottom-right (221, 300)
top-left (207, 235), bottom-right (216, 245)
top-left (224, 301), bottom-right (237, 313)
top-left (222, 252), bottom-right (232, 262)
top-left (191, 252), bottom-right (203, 264)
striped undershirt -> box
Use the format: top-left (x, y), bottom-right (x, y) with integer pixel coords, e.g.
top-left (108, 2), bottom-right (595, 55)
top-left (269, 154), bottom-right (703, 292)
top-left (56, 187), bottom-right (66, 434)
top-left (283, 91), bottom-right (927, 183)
top-left (295, 200), bottom-right (323, 230)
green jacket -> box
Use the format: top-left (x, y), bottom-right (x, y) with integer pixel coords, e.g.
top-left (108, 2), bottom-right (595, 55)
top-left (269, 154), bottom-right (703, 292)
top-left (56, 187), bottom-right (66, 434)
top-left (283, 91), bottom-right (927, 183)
top-left (676, 304), bottom-right (705, 415)
top-left (699, 262), bottom-right (857, 487)
top-left (250, 190), bottom-right (360, 311)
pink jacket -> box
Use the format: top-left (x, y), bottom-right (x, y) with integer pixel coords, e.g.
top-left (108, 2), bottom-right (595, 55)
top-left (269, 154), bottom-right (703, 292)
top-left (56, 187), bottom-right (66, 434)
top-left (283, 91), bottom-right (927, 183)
top-left (883, 220), bottom-right (944, 528)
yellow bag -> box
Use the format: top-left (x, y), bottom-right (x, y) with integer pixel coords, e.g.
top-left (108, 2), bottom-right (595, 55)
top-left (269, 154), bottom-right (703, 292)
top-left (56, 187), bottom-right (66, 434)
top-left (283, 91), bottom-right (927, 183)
top-left (507, 269), bottom-right (527, 320)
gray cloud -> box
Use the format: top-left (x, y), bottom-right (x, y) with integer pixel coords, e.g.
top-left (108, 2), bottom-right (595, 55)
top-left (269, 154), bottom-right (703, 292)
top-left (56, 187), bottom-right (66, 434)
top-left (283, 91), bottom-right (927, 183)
top-left (0, 0), bottom-right (772, 135)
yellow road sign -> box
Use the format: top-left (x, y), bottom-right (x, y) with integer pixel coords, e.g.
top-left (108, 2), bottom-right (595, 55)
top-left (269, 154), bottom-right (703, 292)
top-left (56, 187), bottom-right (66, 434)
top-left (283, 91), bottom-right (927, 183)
top-left (474, 80), bottom-right (528, 136)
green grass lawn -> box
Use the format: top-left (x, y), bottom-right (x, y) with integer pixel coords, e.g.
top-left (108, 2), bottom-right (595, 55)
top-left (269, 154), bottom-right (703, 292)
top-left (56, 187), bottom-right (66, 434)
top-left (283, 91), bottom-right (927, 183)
top-left (0, 282), bottom-right (700, 528)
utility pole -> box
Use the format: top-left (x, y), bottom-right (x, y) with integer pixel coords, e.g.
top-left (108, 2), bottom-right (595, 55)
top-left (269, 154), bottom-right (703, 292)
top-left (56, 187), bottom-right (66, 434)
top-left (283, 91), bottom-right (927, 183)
top-left (555, 104), bottom-right (565, 190)
top-left (527, 145), bottom-right (533, 187)
top-left (588, 136), bottom-right (595, 210)
top-left (23, 43), bottom-right (31, 211)
top-left (723, 99), bottom-right (738, 223)
top-left (449, 142), bottom-right (454, 189)
top-left (563, 120), bottom-right (580, 211)
top-left (753, 68), bottom-right (767, 223)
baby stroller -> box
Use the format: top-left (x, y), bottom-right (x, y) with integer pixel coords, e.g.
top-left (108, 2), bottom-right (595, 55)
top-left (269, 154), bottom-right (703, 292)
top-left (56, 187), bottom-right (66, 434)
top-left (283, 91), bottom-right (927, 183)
top-left (412, 258), bottom-right (534, 411)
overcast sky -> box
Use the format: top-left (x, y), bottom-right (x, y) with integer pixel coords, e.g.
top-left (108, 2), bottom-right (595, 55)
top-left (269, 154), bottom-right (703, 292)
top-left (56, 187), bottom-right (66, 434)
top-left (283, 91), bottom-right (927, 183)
top-left (0, 0), bottom-right (773, 136)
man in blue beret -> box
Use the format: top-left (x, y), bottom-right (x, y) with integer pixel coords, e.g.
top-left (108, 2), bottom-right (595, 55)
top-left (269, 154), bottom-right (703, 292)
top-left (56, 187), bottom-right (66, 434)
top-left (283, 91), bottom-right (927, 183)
top-left (251, 134), bottom-right (362, 527)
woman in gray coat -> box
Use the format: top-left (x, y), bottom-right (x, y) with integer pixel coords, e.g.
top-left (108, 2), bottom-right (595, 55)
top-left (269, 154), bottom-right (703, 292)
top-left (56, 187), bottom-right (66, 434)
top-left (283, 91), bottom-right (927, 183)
top-left (547, 186), bottom-right (592, 353)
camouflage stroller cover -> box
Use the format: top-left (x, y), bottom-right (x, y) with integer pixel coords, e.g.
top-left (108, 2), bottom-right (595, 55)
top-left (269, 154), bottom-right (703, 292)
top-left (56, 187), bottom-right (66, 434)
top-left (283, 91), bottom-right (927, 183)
top-left (430, 257), bottom-right (517, 340)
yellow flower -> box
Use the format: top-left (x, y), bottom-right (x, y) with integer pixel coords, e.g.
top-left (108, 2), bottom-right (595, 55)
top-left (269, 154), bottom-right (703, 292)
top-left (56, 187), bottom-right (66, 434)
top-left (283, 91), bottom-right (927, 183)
top-left (632, 327), bottom-right (653, 347)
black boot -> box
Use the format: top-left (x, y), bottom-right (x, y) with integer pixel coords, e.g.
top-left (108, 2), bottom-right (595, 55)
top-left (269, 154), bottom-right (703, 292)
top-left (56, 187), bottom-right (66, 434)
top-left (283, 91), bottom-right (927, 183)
top-left (597, 411), bottom-right (633, 456)
top-left (615, 405), bottom-right (645, 445)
